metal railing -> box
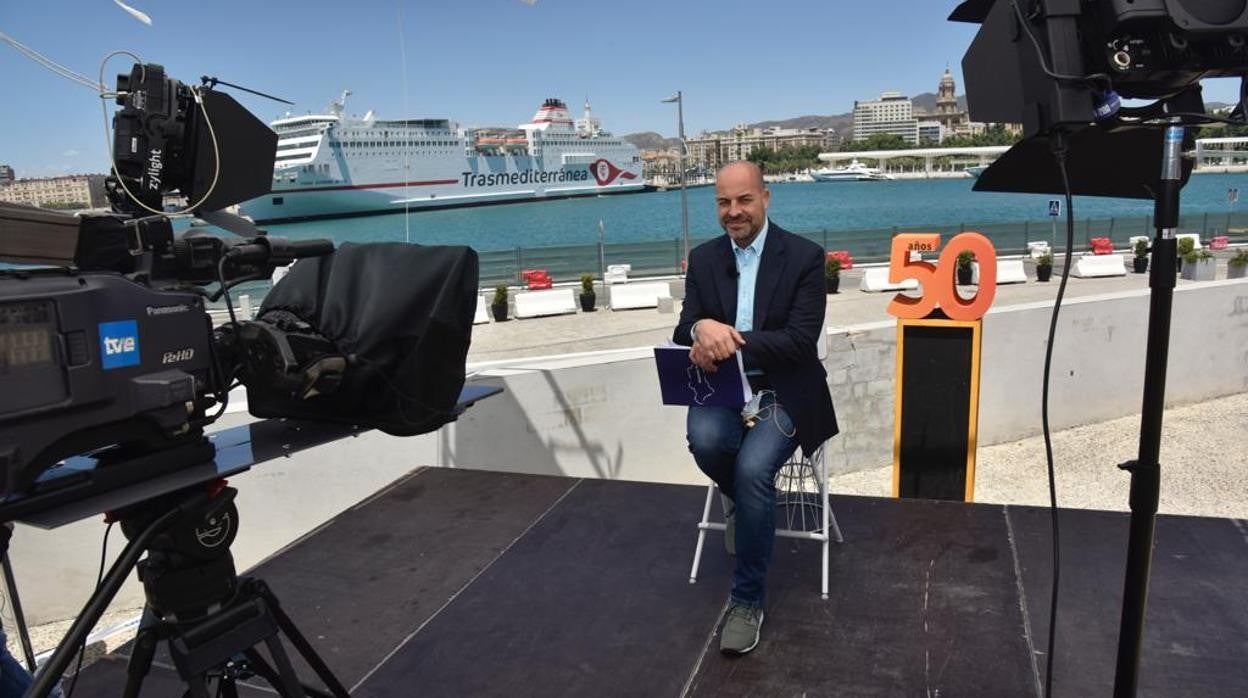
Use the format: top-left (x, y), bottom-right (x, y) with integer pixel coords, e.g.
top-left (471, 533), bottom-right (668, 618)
top-left (475, 212), bottom-right (1248, 288)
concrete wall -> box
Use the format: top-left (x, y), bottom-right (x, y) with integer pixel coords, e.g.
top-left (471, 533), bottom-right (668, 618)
top-left (450, 279), bottom-right (1248, 479)
top-left (13, 279), bottom-right (1248, 626)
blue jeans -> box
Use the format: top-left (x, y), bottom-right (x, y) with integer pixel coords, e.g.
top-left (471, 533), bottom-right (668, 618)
top-left (687, 392), bottom-right (799, 609)
top-left (0, 627), bottom-right (61, 698)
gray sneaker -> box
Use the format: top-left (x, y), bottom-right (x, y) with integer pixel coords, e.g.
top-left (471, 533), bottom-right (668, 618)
top-left (719, 603), bottom-right (764, 655)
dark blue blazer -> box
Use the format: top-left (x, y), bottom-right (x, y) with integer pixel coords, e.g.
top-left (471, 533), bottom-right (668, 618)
top-left (673, 222), bottom-right (838, 456)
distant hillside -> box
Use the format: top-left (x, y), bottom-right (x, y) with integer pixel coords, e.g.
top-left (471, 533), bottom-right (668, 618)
top-left (626, 93), bottom-right (982, 147)
top-left (623, 131), bottom-right (682, 151)
top-left (748, 114), bottom-right (849, 131)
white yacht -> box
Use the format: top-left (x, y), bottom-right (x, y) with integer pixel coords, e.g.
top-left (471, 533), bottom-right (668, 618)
top-left (809, 159), bottom-right (893, 182)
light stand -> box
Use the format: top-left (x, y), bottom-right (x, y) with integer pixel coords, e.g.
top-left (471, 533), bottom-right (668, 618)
top-left (1113, 120), bottom-right (1183, 697)
top-left (661, 91), bottom-right (690, 269)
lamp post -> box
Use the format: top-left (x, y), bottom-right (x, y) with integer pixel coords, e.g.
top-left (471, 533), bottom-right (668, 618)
top-left (662, 91), bottom-right (690, 271)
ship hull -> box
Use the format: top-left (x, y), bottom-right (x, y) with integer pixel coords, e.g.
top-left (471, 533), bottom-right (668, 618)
top-left (241, 180), bottom-right (647, 224)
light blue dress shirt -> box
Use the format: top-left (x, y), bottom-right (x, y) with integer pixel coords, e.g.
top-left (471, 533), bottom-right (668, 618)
top-left (733, 219), bottom-right (769, 333)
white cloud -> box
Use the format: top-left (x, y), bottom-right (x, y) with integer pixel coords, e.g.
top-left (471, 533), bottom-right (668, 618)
top-left (62, 149), bottom-right (80, 157)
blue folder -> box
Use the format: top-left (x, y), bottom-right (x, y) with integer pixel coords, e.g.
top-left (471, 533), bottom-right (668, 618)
top-left (653, 345), bottom-right (752, 408)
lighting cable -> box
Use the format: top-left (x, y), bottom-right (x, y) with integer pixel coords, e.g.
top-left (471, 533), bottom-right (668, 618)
top-left (1010, 0), bottom-right (1112, 89)
top-left (0, 30), bottom-right (103, 92)
top-left (64, 521), bottom-right (114, 698)
top-left (1037, 135), bottom-right (1077, 698)
top-left (397, 0), bottom-right (412, 243)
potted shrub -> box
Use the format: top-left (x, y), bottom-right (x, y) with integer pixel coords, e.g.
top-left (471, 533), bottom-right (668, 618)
top-left (1035, 251), bottom-right (1054, 282)
top-left (491, 282), bottom-right (509, 321)
top-left (1132, 238), bottom-right (1149, 274)
top-left (956, 250), bottom-right (975, 285)
top-left (1180, 249), bottom-right (1216, 281)
top-left (579, 273), bottom-right (596, 312)
top-left (1229, 249), bottom-right (1248, 279)
top-left (824, 258), bottom-right (841, 294)
top-left (1177, 236), bottom-right (1195, 274)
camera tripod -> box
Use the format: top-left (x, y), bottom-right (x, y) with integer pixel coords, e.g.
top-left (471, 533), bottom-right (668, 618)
top-left (30, 481), bottom-right (349, 698)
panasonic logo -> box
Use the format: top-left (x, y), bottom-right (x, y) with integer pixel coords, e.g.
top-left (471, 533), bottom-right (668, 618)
top-left (147, 304), bottom-right (191, 316)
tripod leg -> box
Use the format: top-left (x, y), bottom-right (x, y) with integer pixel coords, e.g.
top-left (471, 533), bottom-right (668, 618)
top-left (259, 636), bottom-right (305, 697)
top-left (1, 553), bottom-right (37, 673)
top-left (122, 621), bottom-right (162, 698)
top-left (251, 581), bottom-right (350, 698)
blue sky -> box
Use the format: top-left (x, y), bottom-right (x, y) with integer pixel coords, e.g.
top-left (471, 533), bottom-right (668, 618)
top-left (1, 1), bottom-right (1242, 177)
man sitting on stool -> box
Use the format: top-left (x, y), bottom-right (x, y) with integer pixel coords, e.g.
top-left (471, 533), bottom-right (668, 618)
top-left (673, 161), bottom-right (838, 655)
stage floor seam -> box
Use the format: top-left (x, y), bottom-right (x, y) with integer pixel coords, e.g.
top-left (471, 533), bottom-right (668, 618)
top-left (1003, 504), bottom-right (1044, 698)
top-left (678, 597), bottom-right (730, 698)
top-left (347, 476), bottom-right (586, 693)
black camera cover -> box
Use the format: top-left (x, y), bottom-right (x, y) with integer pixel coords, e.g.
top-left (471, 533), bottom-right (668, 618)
top-left (249, 242), bottom-right (479, 436)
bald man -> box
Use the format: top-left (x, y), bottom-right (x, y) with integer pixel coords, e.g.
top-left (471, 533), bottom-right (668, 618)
top-left (673, 161), bottom-right (838, 655)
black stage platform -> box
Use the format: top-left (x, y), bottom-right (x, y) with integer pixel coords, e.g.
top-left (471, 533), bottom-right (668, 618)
top-left (71, 468), bottom-right (1248, 696)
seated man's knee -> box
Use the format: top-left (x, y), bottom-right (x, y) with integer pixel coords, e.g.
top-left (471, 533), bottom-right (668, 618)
top-left (736, 456), bottom-right (778, 495)
top-left (686, 409), bottom-right (738, 458)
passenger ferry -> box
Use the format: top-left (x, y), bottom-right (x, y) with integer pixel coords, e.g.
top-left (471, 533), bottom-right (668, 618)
top-left (239, 95), bottom-right (644, 223)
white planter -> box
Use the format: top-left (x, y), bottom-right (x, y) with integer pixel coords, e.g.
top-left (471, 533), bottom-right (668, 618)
top-left (1229, 263), bottom-right (1247, 279)
top-left (1180, 258), bottom-right (1216, 281)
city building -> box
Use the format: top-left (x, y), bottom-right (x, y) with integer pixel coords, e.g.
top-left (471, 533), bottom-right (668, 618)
top-left (0, 165), bottom-right (13, 184)
top-left (917, 121), bottom-right (944, 145)
top-left (685, 124), bottom-right (840, 172)
top-left (932, 68), bottom-right (966, 136)
top-left (852, 92), bottom-right (919, 144)
top-left (0, 174), bottom-right (107, 209)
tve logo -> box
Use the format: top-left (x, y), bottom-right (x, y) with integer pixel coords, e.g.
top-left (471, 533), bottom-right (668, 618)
top-left (99, 320), bottom-right (141, 369)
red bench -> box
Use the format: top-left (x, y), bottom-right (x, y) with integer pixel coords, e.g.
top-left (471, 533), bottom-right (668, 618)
top-left (1089, 237), bottom-right (1114, 255)
top-left (522, 269), bottom-right (553, 290)
top-left (1210, 236), bottom-right (1229, 250)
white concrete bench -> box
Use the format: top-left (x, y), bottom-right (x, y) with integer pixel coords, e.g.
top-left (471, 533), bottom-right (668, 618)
top-left (605, 264), bottom-right (632, 284)
top-left (972, 259), bottom-right (1027, 285)
top-left (1071, 254), bottom-right (1127, 278)
top-left (513, 288), bottom-right (577, 318)
top-left (473, 294), bottom-right (489, 325)
top-left (859, 267), bottom-right (919, 293)
top-left (609, 281), bottom-right (671, 310)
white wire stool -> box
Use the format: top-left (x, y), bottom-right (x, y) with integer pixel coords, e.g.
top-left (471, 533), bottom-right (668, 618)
top-left (688, 442), bottom-right (844, 599)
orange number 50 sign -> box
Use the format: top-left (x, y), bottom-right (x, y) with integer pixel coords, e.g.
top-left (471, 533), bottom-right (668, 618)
top-left (886, 232), bottom-right (997, 321)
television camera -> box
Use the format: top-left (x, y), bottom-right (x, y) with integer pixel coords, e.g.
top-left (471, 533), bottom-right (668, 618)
top-left (0, 62), bottom-right (478, 697)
